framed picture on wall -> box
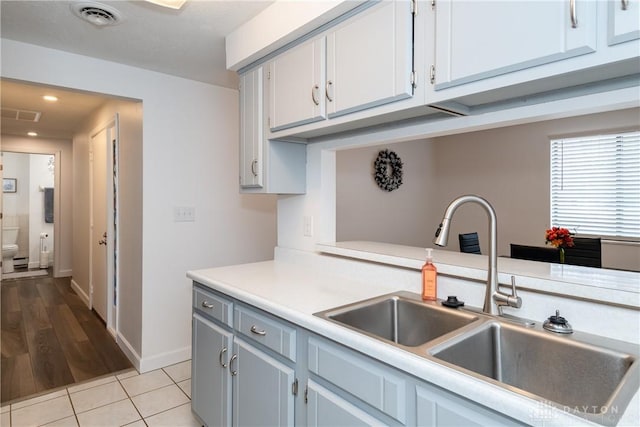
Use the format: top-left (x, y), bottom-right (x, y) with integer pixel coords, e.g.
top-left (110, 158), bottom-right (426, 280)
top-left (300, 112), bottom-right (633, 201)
top-left (3, 178), bottom-right (17, 193)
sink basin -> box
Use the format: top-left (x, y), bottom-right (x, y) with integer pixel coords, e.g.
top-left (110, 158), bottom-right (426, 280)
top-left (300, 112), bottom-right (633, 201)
top-left (430, 321), bottom-right (639, 425)
top-left (315, 291), bottom-right (479, 347)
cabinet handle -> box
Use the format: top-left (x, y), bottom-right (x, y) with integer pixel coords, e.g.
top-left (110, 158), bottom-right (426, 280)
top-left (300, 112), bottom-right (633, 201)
top-left (201, 301), bottom-right (214, 309)
top-left (250, 325), bottom-right (267, 336)
top-left (621, 0), bottom-right (629, 10)
top-left (311, 84), bottom-right (320, 106)
top-left (219, 347), bottom-right (228, 368)
top-left (229, 354), bottom-right (238, 376)
top-left (250, 159), bottom-right (258, 177)
top-left (570, 0), bottom-right (578, 28)
top-left (325, 80), bottom-right (333, 102)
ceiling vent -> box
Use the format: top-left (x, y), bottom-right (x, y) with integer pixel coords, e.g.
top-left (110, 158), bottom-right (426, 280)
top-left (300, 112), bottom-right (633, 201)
top-left (70, 2), bottom-right (123, 27)
top-left (1, 108), bottom-right (42, 122)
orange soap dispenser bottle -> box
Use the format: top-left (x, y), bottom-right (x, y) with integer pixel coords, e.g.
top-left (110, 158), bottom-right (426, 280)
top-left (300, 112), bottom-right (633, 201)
top-left (422, 248), bottom-right (437, 301)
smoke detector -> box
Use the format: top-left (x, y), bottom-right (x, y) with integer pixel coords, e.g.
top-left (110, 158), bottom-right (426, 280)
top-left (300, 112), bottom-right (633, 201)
top-left (70, 2), bottom-right (123, 27)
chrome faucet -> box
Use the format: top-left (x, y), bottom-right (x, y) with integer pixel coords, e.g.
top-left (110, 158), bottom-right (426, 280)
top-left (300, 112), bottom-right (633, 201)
top-left (433, 195), bottom-right (521, 315)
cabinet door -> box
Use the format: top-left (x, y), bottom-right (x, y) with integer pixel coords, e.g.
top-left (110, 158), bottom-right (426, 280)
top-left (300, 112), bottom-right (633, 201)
top-left (415, 384), bottom-right (522, 426)
top-left (239, 67), bottom-right (263, 188)
top-left (192, 314), bottom-right (233, 427)
top-left (232, 338), bottom-right (295, 427)
top-left (306, 380), bottom-right (385, 427)
top-left (326, 0), bottom-right (414, 118)
top-left (434, 0), bottom-right (597, 89)
top-left (607, 0), bottom-right (640, 45)
top-left (269, 37), bottom-right (326, 131)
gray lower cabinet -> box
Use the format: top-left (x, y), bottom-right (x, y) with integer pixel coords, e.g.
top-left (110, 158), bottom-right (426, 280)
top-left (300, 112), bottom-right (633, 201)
top-left (191, 313), bottom-right (232, 427)
top-left (415, 384), bottom-right (522, 427)
top-left (192, 282), bottom-right (524, 426)
top-left (232, 337), bottom-right (295, 426)
top-left (306, 379), bottom-right (385, 426)
top-left (192, 283), bottom-right (297, 427)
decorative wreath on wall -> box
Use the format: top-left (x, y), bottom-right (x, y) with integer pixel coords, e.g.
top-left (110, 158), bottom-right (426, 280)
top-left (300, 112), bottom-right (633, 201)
top-left (373, 149), bottom-right (403, 192)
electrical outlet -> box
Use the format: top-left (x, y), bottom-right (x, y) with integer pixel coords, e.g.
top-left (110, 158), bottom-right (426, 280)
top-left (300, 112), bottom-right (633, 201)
top-left (303, 216), bottom-right (313, 237)
top-left (174, 206), bottom-right (195, 222)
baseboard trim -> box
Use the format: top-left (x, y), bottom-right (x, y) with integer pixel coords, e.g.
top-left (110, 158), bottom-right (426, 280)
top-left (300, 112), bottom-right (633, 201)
top-left (138, 345), bottom-right (191, 373)
top-left (57, 269), bottom-right (72, 278)
top-left (117, 333), bottom-right (142, 373)
top-left (70, 279), bottom-right (90, 308)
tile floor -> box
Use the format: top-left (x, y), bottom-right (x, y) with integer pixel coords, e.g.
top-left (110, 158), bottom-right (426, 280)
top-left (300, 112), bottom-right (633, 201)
top-left (0, 360), bottom-right (201, 427)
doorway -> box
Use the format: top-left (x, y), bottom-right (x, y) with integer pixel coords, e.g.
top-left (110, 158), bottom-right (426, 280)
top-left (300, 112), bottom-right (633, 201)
top-left (1, 151), bottom-right (60, 279)
top-left (90, 118), bottom-right (119, 336)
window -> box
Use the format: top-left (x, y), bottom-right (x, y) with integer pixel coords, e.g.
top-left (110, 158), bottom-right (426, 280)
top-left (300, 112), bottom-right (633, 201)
top-left (550, 131), bottom-right (640, 239)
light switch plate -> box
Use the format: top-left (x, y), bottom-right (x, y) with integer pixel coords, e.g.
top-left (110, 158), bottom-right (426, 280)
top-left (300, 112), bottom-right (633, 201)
top-left (174, 206), bottom-right (195, 222)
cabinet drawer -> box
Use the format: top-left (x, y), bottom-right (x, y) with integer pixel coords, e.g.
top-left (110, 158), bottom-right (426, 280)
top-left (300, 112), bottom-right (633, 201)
top-left (193, 285), bottom-right (233, 327)
top-left (308, 337), bottom-right (406, 424)
top-left (234, 305), bottom-right (296, 362)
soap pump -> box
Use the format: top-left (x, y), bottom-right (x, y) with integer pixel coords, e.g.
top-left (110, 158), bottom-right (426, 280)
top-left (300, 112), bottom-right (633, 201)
top-left (422, 248), bottom-right (437, 301)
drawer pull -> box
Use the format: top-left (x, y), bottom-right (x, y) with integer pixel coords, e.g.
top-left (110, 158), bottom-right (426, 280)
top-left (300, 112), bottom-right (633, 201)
top-left (219, 347), bottom-right (228, 368)
top-left (229, 354), bottom-right (238, 376)
top-left (201, 301), bottom-right (214, 309)
top-left (250, 325), bottom-right (267, 336)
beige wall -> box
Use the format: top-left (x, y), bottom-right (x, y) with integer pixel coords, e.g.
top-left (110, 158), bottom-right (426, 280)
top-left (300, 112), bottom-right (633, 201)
top-left (1, 135), bottom-right (73, 276)
top-left (337, 108), bottom-right (640, 270)
top-left (337, 139), bottom-right (436, 246)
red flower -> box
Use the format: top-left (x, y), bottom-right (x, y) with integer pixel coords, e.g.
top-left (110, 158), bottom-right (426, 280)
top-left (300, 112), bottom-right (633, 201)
top-left (545, 227), bottom-right (575, 249)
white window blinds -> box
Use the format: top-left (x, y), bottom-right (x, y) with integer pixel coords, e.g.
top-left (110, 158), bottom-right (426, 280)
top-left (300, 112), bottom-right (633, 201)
top-left (550, 131), bottom-right (640, 239)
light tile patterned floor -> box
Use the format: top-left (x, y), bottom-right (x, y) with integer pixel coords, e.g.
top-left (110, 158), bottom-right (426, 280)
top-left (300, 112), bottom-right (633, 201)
top-left (0, 360), bottom-right (200, 427)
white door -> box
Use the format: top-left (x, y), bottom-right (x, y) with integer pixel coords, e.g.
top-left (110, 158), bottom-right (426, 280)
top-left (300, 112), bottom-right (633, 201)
top-left (434, 0), bottom-right (597, 89)
top-left (239, 66), bottom-right (264, 188)
top-left (91, 128), bottom-right (109, 321)
top-left (326, 0), bottom-right (414, 118)
top-left (268, 36), bottom-right (327, 131)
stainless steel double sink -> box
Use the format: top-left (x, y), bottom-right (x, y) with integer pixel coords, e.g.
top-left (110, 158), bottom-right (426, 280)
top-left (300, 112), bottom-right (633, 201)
top-left (315, 291), bottom-right (639, 426)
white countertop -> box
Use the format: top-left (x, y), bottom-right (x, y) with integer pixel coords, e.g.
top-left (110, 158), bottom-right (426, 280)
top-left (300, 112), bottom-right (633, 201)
top-left (188, 259), bottom-right (639, 427)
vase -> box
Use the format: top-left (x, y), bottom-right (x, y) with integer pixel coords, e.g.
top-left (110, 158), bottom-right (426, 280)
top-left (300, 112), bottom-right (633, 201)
top-left (559, 247), bottom-right (565, 264)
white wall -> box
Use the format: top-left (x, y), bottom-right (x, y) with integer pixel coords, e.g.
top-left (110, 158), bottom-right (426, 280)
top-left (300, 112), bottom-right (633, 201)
top-left (1, 137), bottom-right (73, 275)
top-left (1, 38), bottom-right (277, 371)
top-left (336, 109), bottom-right (640, 271)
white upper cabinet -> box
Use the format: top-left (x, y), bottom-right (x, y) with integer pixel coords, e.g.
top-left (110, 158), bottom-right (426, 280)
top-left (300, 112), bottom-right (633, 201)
top-left (433, 0), bottom-right (597, 90)
top-left (268, 37), bottom-right (327, 132)
top-left (267, 0), bottom-right (415, 134)
top-left (239, 66), bottom-right (263, 188)
top-left (607, 0), bottom-right (640, 45)
top-left (326, 0), bottom-right (414, 118)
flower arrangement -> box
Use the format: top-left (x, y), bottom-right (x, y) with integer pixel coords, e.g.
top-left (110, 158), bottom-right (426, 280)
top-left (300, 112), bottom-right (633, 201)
top-left (545, 227), bottom-right (575, 249)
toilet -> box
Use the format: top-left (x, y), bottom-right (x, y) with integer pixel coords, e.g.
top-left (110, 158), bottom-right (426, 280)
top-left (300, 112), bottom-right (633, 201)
top-left (2, 226), bottom-right (19, 274)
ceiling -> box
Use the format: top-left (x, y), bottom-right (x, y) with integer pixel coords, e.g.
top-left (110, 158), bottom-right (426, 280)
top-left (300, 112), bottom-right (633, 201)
top-left (0, 0), bottom-right (273, 140)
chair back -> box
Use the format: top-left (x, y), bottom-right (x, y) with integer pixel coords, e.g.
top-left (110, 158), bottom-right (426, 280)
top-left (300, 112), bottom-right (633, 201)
top-left (564, 237), bottom-right (602, 268)
top-left (510, 244), bottom-right (560, 263)
top-left (459, 232), bottom-right (481, 254)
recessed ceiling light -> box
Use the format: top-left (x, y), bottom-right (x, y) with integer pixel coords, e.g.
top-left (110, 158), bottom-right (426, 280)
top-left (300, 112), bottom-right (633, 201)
top-left (28, 132), bottom-right (38, 137)
top-left (43, 95), bottom-right (58, 102)
top-left (145, 0), bottom-right (186, 10)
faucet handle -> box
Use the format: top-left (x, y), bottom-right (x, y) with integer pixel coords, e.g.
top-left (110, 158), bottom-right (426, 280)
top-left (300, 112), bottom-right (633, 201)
top-left (508, 276), bottom-right (522, 309)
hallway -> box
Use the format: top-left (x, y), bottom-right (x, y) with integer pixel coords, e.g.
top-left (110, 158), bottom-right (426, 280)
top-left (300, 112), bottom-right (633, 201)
top-left (1, 273), bottom-right (132, 403)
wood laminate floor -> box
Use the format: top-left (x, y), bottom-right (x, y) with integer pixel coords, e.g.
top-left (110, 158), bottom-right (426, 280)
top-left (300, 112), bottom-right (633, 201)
top-left (1, 272), bottom-right (133, 403)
